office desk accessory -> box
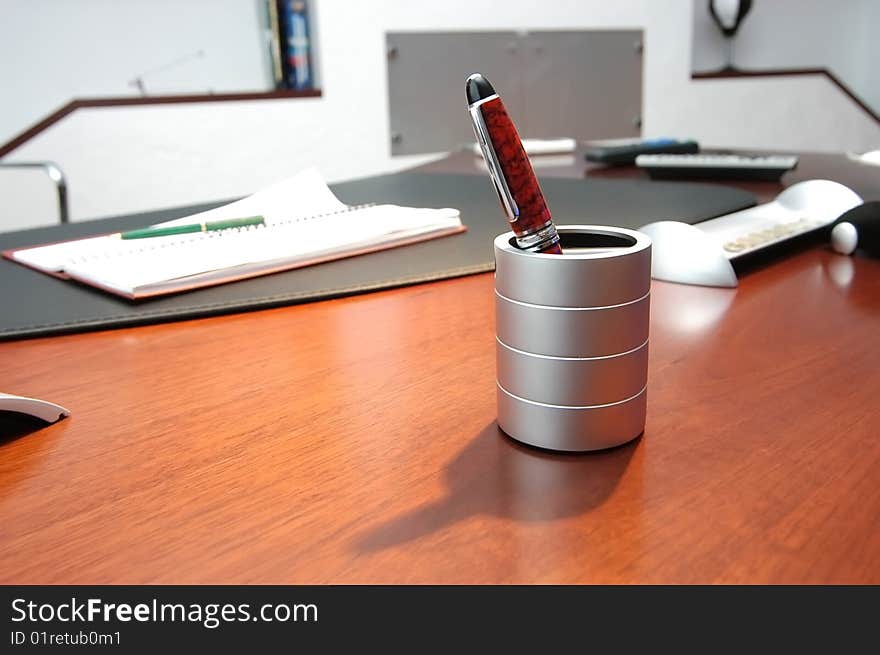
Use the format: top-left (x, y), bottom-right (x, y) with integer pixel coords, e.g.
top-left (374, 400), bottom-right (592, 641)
top-left (641, 179), bottom-right (862, 287)
top-left (846, 150), bottom-right (880, 167)
top-left (830, 201), bottom-right (880, 256)
top-left (0, 392), bottom-right (69, 424)
top-left (636, 153), bottom-right (798, 181)
top-left (5, 169), bottom-right (464, 299)
top-left (1, 150), bottom-right (878, 585)
top-left (495, 226), bottom-right (651, 452)
top-left (467, 73), bottom-right (561, 254)
top-left (585, 138), bottom-right (700, 166)
top-left (0, 173), bottom-right (753, 341)
top-left (118, 215), bottom-right (266, 240)
top-left (466, 138), bottom-right (577, 157)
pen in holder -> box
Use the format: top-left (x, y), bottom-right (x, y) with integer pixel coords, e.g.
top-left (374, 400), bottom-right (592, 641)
top-left (494, 226), bottom-right (652, 452)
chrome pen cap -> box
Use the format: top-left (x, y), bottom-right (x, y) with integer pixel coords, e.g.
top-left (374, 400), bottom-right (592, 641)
top-left (466, 74), bottom-right (519, 223)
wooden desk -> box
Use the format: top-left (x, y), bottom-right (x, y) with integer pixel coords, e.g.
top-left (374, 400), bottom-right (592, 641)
top-left (1, 152), bottom-right (878, 584)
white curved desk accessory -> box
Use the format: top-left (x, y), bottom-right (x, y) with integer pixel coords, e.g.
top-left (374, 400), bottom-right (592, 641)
top-left (846, 150), bottom-right (880, 167)
top-left (640, 179), bottom-right (863, 287)
top-left (0, 392), bottom-right (70, 423)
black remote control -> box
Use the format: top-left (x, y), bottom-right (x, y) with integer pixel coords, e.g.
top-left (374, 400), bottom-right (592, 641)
top-left (584, 138), bottom-right (700, 166)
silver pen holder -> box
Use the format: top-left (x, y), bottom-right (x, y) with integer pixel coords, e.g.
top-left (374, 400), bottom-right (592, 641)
top-left (495, 226), bottom-right (652, 452)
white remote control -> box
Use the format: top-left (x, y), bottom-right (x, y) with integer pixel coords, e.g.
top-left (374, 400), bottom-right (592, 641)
top-left (636, 153), bottom-right (799, 182)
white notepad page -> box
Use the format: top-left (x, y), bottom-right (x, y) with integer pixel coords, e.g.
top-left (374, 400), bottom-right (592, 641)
top-left (8, 168), bottom-right (464, 298)
top-left (11, 168), bottom-right (348, 273)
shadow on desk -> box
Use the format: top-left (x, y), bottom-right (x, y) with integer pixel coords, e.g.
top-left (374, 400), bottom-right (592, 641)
top-left (356, 422), bottom-right (639, 553)
top-left (0, 414), bottom-right (67, 500)
top-left (0, 412), bottom-right (58, 444)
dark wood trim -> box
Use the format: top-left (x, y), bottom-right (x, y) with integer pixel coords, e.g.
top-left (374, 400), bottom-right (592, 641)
top-left (692, 67), bottom-right (879, 125)
top-left (0, 104), bottom-right (78, 159)
top-left (0, 89), bottom-right (322, 158)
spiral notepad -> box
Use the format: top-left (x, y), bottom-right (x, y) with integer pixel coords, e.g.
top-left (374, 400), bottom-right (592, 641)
top-left (4, 168), bottom-right (465, 299)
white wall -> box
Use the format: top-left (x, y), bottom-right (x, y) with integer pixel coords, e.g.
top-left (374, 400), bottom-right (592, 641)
top-left (692, 0), bottom-right (880, 111)
top-left (0, 0), bottom-right (273, 147)
top-left (2, 0), bottom-right (879, 231)
top-left (851, 0), bottom-right (880, 113)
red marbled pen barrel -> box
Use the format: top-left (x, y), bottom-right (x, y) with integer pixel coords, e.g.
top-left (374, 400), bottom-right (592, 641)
top-left (466, 73), bottom-right (562, 254)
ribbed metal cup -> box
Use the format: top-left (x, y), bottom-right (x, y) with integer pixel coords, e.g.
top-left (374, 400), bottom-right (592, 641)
top-left (495, 292), bottom-right (649, 357)
top-left (494, 225), bottom-right (651, 452)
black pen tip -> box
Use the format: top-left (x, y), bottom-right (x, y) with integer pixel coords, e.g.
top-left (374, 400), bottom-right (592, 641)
top-left (466, 73), bottom-right (496, 104)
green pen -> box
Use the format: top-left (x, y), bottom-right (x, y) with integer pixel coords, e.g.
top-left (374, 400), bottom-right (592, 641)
top-left (118, 215), bottom-right (266, 240)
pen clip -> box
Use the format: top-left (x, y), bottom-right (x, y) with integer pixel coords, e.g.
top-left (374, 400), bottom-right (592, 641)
top-left (469, 102), bottom-right (519, 223)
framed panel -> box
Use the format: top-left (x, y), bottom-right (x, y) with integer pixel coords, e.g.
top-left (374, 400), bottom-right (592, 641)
top-left (387, 31), bottom-right (523, 156)
top-left (517, 30), bottom-right (642, 140)
top-left (386, 30), bottom-right (643, 156)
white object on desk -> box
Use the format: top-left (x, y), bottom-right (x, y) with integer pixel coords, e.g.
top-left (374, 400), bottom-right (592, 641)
top-left (0, 392), bottom-right (70, 423)
top-left (467, 137), bottom-right (576, 156)
top-left (640, 179), bottom-right (863, 287)
top-left (5, 168), bottom-right (464, 299)
top-left (830, 221), bottom-right (859, 255)
top-left (846, 150), bottom-right (880, 167)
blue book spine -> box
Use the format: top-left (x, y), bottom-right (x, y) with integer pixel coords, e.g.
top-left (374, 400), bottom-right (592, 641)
top-left (279, 0), bottom-right (313, 90)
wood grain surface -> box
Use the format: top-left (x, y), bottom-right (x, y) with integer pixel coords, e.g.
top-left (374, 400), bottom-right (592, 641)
top-left (1, 153), bottom-right (878, 584)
